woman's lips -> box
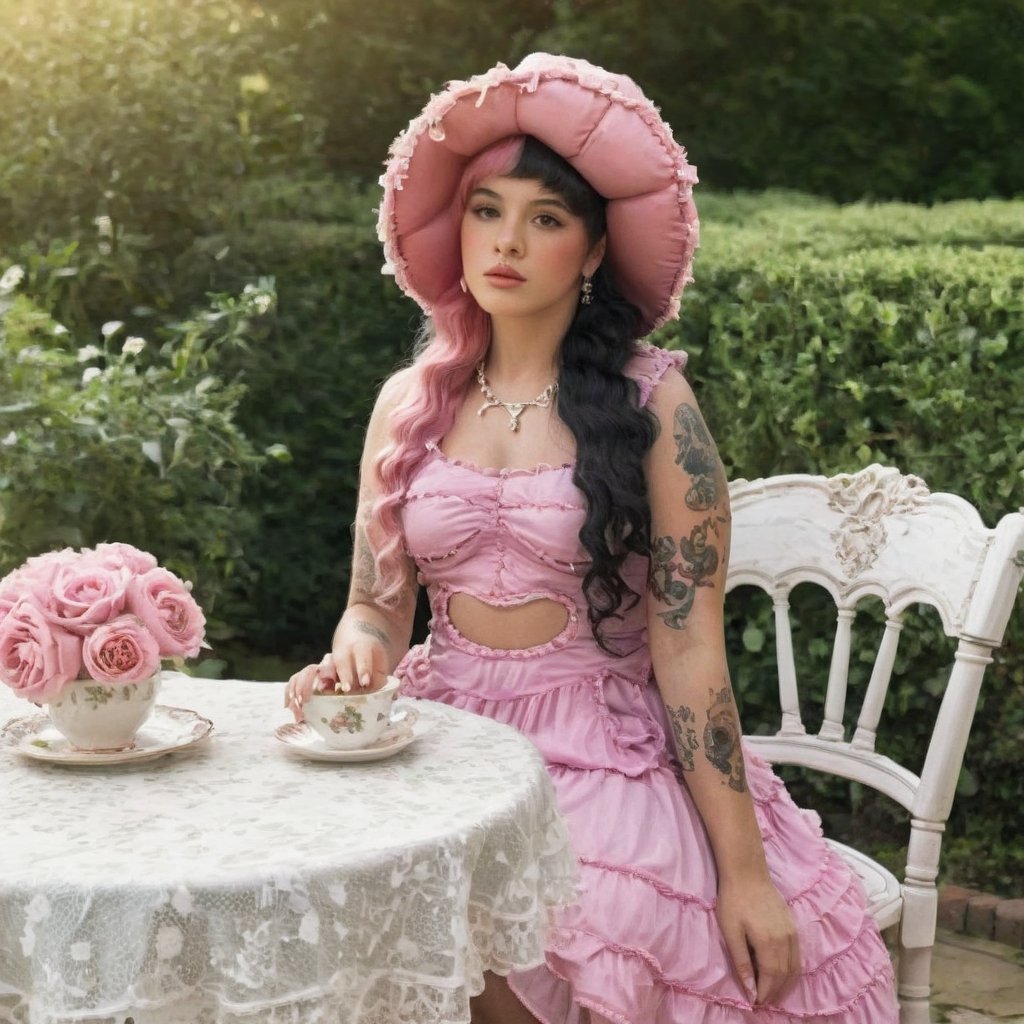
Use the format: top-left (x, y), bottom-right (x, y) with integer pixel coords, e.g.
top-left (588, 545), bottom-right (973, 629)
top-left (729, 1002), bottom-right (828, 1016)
top-left (484, 265), bottom-right (526, 287)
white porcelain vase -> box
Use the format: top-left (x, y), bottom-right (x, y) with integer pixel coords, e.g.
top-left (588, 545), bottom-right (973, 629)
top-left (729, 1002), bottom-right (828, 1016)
top-left (46, 674), bottom-right (161, 752)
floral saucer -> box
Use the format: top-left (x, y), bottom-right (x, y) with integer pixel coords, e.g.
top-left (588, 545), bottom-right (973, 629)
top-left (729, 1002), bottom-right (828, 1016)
top-left (275, 708), bottom-right (421, 763)
top-left (0, 705), bottom-right (214, 766)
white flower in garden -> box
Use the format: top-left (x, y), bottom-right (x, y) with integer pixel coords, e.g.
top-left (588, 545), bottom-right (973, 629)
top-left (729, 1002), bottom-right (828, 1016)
top-left (53, 324), bottom-right (69, 336)
top-left (93, 215), bottom-right (113, 237)
top-left (82, 367), bottom-right (102, 385)
top-left (122, 336), bottom-right (146, 356)
top-left (77, 345), bottom-right (103, 362)
top-left (242, 282), bottom-right (274, 314)
top-left (0, 265), bottom-right (25, 294)
top-left (2, 431), bottom-right (16, 446)
top-left (100, 320), bottom-right (124, 338)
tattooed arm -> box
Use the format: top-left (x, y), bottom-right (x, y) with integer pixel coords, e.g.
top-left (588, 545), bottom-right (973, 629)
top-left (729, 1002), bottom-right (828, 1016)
top-left (286, 371), bottom-right (418, 708)
top-left (644, 367), bottom-right (799, 1006)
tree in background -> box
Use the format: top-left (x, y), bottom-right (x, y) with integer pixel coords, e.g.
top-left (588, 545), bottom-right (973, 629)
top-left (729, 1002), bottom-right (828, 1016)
top-left (542, 0), bottom-right (1024, 201)
top-left (259, 0), bottom-right (554, 180)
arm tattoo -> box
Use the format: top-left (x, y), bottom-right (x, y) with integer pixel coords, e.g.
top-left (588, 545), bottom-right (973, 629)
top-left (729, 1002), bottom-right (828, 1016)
top-left (352, 527), bottom-right (377, 594)
top-left (649, 521), bottom-right (720, 630)
top-left (703, 686), bottom-right (747, 792)
top-left (673, 403), bottom-right (728, 512)
top-left (353, 619), bottom-right (390, 648)
top-left (667, 704), bottom-right (700, 773)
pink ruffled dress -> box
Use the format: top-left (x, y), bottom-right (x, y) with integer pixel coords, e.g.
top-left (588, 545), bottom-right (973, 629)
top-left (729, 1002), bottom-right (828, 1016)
top-left (395, 344), bottom-right (898, 1023)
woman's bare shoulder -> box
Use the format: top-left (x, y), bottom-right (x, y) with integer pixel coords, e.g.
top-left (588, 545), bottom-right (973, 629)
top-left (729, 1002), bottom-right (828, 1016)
top-left (360, 364), bottom-right (418, 465)
top-left (375, 364), bottom-right (417, 413)
top-left (645, 360), bottom-right (699, 423)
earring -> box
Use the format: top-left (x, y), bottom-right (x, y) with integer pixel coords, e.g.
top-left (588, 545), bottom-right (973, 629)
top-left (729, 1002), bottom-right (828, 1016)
top-left (459, 275), bottom-right (468, 294)
top-left (581, 275), bottom-right (593, 305)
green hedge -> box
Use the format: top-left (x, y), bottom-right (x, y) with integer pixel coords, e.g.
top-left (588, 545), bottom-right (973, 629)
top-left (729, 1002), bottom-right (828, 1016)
top-left (663, 198), bottom-right (1024, 519)
top-left (175, 177), bottom-right (417, 655)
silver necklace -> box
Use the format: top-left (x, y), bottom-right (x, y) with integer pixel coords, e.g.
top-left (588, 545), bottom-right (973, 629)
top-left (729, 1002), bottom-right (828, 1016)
top-left (475, 361), bottom-right (558, 432)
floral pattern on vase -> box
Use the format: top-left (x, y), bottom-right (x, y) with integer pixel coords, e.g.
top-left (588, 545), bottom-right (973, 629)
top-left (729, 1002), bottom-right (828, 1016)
top-left (46, 673), bottom-right (160, 751)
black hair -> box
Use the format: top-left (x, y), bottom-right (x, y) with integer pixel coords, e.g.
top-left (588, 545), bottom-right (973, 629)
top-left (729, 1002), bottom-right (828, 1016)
top-left (510, 137), bottom-right (659, 654)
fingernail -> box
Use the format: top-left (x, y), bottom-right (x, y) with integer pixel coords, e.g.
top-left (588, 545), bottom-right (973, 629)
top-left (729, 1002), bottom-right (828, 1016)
top-left (341, 680), bottom-right (351, 693)
top-left (334, 681), bottom-right (342, 692)
top-left (359, 672), bottom-right (369, 687)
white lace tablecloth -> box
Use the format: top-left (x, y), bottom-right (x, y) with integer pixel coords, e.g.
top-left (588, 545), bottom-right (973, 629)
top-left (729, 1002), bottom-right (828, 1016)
top-left (0, 673), bottom-right (577, 1024)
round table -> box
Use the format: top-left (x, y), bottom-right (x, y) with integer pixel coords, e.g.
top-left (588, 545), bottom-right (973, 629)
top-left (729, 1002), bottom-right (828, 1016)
top-left (0, 673), bottom-right (577, 1024)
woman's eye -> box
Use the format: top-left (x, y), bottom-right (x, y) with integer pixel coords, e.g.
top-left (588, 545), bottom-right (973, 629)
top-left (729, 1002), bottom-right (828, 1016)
top-left (536, 214), bottom-right (563, 228)
top-left (471, 205), bottom-right (499, 219)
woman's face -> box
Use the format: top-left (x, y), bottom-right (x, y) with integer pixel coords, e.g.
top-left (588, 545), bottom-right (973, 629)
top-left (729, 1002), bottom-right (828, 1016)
top-left (460, 174), bottom-right (604, 322)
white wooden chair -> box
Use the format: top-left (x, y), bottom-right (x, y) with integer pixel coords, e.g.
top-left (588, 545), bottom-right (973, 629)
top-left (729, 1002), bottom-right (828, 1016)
top-left (726, 464), bottom-right (1024, 1024)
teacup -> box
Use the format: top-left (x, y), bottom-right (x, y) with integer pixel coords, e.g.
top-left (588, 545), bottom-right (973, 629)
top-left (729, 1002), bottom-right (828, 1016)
top-left (303, 675), bottom-right (402, 750)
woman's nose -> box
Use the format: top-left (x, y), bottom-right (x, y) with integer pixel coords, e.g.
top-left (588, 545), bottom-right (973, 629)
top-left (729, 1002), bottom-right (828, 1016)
top-left (495, 219), bottom-right (524, 256)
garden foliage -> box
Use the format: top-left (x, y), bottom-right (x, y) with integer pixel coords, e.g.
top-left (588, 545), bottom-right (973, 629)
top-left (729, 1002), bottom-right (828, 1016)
top-left (176, 176), bottom-right (415, 652)
top-left (0, 0), bottom-right (317, 315)
top-left (0, 252), bottom-right (275, 654)
top-left (0, 0), bottom-right (1021, 892)
top-left (542, 0), bottom-right (1024, 202)
top-left (657, 196), bottom-right (1024, 894)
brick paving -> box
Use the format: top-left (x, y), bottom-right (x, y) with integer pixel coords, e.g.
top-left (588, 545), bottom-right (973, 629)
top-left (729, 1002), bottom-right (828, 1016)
top-left (939, 884), bottom-right (1024, 950)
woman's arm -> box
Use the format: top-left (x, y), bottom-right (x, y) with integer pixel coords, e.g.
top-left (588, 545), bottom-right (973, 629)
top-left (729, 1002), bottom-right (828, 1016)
top-left (644, 367), bottom-right (799, 1006)
top-left (286, 370), bottom-right (418, 712)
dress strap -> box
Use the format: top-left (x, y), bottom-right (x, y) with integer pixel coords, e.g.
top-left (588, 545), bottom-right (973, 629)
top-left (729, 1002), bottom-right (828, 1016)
top-left (623, 344), bottom-right (688, 408)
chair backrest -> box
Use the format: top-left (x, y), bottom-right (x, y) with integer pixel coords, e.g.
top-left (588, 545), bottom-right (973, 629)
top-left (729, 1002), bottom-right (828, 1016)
top-left (727, 464), bottom-right (1024, 827)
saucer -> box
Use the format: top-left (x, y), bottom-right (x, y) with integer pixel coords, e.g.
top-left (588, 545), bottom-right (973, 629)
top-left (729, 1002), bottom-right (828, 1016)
top-left (275, 708), bottom-right (421, 763)
top-left (1, 705), bottom-right (214, 766)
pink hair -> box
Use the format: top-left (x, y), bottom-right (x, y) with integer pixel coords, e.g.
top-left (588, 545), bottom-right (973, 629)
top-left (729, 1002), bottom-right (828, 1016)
top-left (368, 135), bottom-right (527, 606)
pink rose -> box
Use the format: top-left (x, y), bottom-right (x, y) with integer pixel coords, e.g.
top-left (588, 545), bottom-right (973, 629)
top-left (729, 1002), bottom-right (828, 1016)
top-left (3, 551), bottom-right (68, 608)
top-left (43, 561), bottom-right (129, 635)
top-left (126, 568), bottom-right (205, 658)
top-left (21, 548), bottom-right (77, 577)
top-left (85, 543), bottom-right (159, 575)
top-left (0, 576), bottom-right (21, 627)
top-left (0, 597), bottom-right (83, 701)
top-left (82, 615), bottom-right (161, 684)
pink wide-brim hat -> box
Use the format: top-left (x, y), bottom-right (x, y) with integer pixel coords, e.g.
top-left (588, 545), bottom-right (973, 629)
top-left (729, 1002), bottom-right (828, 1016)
top-left (377, 52), bottom-right (700, 336)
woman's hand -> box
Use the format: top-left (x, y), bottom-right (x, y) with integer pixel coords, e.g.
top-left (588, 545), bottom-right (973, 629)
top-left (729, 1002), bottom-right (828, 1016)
top-left (284, 638), bottom-right (390, 722)
top-left (716, 874), bottom-right (801, 1007)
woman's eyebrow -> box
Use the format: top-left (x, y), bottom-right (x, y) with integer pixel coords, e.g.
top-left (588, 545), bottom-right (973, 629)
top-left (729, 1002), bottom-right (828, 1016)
top-left (531, 197), bottom-right (572, 213)
top-left (468, 187), bottom-right (572, 213)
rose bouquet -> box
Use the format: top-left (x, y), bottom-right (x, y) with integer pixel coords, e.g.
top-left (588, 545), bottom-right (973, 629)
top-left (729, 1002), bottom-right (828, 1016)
top-left (0, 543), bottom-right (206, 703)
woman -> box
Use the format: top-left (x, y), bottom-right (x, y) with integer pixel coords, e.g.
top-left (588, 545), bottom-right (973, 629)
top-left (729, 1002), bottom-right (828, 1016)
top-left (286, 54), bottom-right (898, 1023)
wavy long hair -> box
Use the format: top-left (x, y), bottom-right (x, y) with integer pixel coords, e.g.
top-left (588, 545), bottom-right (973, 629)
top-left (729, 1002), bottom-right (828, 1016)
top-left (370, 136), bottom-right (658, 651)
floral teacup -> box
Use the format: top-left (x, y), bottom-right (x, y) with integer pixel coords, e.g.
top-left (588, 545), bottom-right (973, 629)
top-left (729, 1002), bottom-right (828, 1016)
top-left (303, 675), bottom-right (402, 750)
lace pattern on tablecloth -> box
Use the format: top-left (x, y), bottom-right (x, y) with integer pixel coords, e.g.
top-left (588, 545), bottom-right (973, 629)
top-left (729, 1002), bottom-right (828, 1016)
top-left (0, 677), bottom-right (578, 1024)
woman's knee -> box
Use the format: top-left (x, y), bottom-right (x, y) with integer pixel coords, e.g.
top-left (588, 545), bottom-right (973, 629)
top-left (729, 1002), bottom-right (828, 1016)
top-left (470, 971), bottom-right (539, 1024)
